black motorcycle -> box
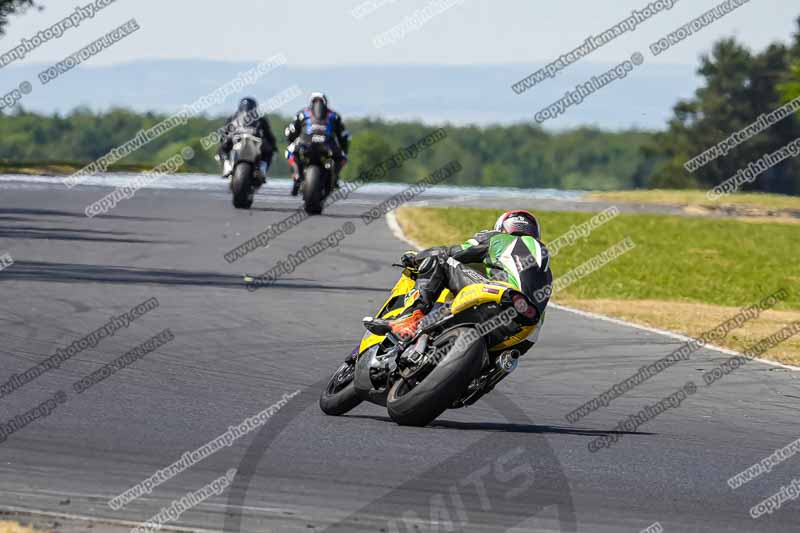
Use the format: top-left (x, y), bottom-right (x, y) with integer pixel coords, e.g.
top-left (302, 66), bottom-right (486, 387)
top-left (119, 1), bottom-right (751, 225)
top-left (296, 140), bottom-right (336, 215)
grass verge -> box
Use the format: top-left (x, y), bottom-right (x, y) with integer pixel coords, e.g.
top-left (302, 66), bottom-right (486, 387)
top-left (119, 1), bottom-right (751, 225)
top-left (396, 206), bottom-right (800, 365)
top-left (0, 521), bottom-right (45, 533)
top-left (587, 189), bottom-right (800, 213)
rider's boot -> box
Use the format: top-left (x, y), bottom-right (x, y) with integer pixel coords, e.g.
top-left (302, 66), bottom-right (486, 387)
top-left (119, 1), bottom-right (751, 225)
top-left (333, 159), bottom-right (345, 189)
top-left (362, 256), bottom-right (445, 341)
top-left (363, 309), bottom-right (425, 341)
top-left (222, 159), bottom-right (233, 178)
top-left (290, 162), bottom-right (301, 196)
top-left (255, 161), bottom-right (268, 185)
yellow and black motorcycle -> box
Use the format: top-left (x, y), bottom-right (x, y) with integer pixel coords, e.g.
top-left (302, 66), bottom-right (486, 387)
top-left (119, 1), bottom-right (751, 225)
top-left (319, 262), bottom-right (542, 426)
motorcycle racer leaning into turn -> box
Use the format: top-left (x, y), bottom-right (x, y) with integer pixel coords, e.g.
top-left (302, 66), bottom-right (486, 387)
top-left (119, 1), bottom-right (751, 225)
top-left (284, 92), bottom-right (351, 196)
top-left (364, 210), bottom-right (552, 345)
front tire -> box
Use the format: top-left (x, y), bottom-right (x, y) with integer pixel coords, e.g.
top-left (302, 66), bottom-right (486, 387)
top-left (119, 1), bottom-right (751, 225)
top-left (232, 162), bottom-right (254, 209)
top-left (303, 165), bottom-right (324, 215)
top-left (320, 362), bottom-right (363, 416)
top-left (387, 327), bottom-right (485, 427)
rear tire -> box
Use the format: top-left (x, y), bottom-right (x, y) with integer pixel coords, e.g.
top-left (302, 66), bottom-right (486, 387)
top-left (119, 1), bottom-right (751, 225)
top-left (319, 362), bottom-right (363, 416)
top-left (303, 165), bottom-right (324, 215)
top-left (387, 327), bottom-right (485, 427)
top-left (232, 162), bottom-right (254, 209)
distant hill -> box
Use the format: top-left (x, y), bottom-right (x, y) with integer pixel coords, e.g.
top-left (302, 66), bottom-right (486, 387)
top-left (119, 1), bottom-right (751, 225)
top-left (5, 60), bottom-right (699, 129)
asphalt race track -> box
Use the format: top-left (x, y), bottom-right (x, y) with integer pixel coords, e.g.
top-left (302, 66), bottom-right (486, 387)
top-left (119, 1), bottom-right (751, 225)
top-left (0, 184), bottom-right (798, 532)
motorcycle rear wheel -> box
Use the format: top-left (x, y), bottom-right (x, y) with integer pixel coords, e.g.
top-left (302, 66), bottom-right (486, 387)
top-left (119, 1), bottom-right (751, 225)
top-left (387, 327), bottom-right (485, 427)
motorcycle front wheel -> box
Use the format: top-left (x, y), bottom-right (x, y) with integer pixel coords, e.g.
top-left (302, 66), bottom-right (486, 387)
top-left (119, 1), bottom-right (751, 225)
top-left (303, 165), bottom-right (324, 215)
top-left (319, 361), bottom-right (363, 416)
top-left (231, 162), bottom-right (254, 209)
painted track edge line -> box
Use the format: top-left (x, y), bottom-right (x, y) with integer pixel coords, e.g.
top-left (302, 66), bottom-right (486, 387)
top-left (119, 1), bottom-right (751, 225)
top-left (386, 210), bottom-right (424, 250)
top-left (385, 211), bottom-right (800, 372)
top-left (549, 303), bottom-right (800, 371)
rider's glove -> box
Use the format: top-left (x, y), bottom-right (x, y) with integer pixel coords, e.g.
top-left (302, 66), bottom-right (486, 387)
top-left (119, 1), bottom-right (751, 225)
top-left (400, 250), bottom-right (418, 268)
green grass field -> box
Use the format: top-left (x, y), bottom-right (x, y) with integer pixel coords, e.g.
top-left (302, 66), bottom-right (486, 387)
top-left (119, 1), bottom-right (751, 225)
top-left (398, 206), bottom-right (799, 310)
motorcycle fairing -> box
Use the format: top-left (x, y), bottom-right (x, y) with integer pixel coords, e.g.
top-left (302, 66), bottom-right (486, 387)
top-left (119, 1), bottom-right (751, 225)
top-left (358, 270), bottom-right (452, 354)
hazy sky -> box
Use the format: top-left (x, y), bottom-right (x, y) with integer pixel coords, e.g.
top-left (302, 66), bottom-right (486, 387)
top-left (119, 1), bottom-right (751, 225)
top-left (0, 0), bottom-right (797, 68)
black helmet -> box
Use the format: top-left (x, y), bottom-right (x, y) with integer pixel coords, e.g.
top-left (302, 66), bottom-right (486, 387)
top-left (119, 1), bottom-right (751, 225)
top-left (238, 97), bottom-right (258, 114)
top-left (494, 210), bottom-right (541, 239)
top-left (309, 92), bottom-right (328, 120)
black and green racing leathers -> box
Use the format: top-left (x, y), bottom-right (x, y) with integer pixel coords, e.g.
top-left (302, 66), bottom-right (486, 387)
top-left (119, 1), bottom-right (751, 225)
top-left (413, 229), bottom-right (553, 320)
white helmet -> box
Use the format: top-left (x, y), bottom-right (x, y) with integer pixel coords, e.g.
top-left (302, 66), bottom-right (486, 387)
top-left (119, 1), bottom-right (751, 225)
top-left (309, 92), bottom-right (328, 120)
top-left (309, 92), bottom-right (328, 107)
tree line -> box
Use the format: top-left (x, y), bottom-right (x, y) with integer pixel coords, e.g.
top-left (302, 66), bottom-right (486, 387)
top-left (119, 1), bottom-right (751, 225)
top-left (645, 16), bottom-right (800, 195)
top-left (0, 108), bottom-right (657, 190)
top-left (0, 5), bottom-right (798, 195)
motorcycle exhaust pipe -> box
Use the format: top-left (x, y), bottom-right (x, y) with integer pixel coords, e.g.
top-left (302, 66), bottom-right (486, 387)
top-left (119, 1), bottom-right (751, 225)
top-left (497, 349), bottom-right (520, 373)
top-left (482, 349), bottom-right (521, 392)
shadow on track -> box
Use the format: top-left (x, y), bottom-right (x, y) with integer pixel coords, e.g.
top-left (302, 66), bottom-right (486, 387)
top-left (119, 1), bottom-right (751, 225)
top-left (224, 378), bottom-right (578, 533)
top-left (0, 226), bottom-right (156, 243)
top-left (0, 207), bottom-right (173, 221)
top-left (0, 262), bottom-right (389, 292)
top-left (341, 414), bottom-right (653, 437)
top-left (0, 226), bottom-right (135, 235)
top-left (250, 206), bottom-right (365, 219)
